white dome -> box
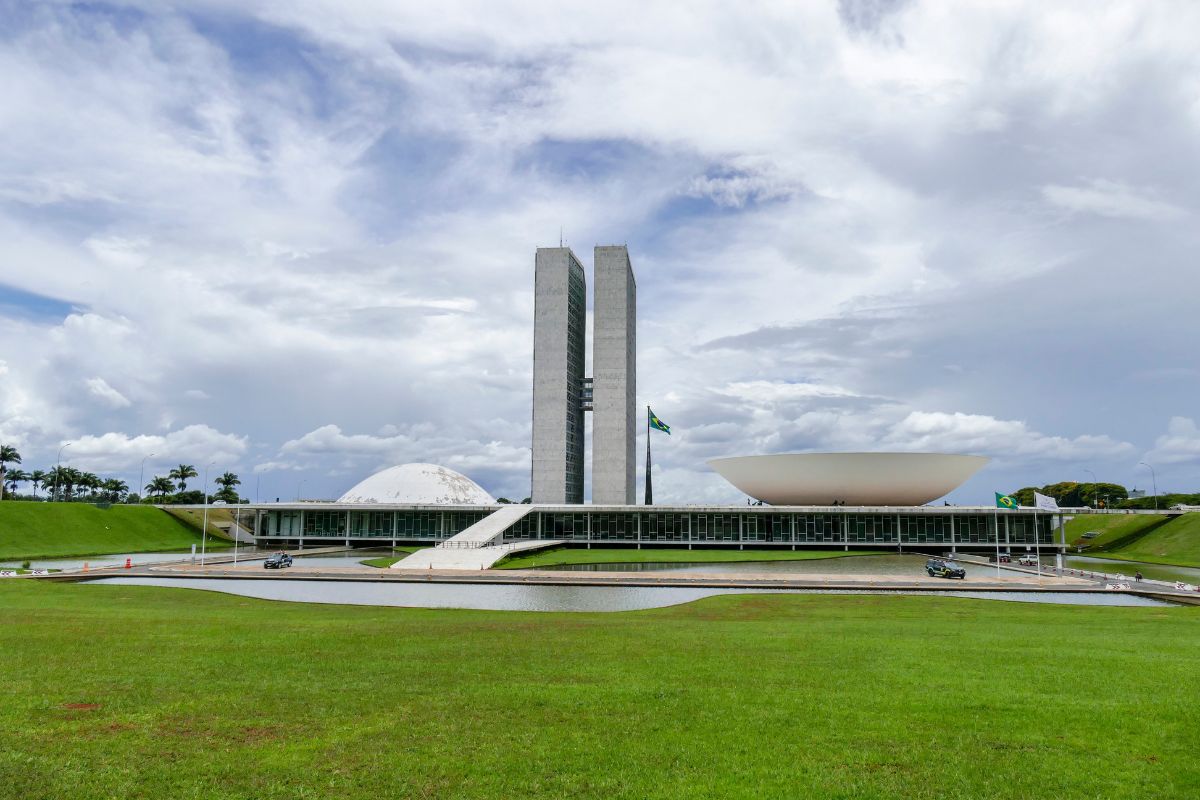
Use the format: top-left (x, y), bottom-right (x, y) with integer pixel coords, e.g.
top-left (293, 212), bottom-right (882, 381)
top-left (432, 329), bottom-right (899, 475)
top-left (708, 453), bottom-right (989, 506)
top-left (337, 463), bottom-right (496, 505)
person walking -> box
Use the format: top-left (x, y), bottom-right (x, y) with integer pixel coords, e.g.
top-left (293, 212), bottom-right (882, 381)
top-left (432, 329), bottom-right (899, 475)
top-left (1135, 571), bottom-right (1143, 582)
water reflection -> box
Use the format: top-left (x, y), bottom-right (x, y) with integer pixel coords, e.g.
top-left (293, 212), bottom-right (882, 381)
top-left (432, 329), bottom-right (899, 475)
top-left (88, 577), bottom-right (1175, 610)
top-left (538, 554), bottom-right (997, 578)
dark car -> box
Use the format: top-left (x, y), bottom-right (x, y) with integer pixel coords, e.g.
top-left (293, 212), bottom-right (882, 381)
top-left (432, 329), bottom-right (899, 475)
top-left (263, 552), bottom-right (293, 570)
top-left (926, 558), bottom-right (966, 579)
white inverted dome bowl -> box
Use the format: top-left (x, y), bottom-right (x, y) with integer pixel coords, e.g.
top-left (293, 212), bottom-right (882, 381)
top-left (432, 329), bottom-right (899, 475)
top-left (338, 463), bottom-right (496, 505)
top-left (707, 452), bottom-right (989, 506)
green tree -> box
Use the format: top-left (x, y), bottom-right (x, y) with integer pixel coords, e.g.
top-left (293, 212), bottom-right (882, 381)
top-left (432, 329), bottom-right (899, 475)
top-left (1011, 487), bottom-right (1038, 506)
top-left (77, 471), bottom-right (102, 500)
top-left (0, 444), bottom-right (21, 501)
top-left (5, 468), bottom-right (29, 498)
top-left (29, 469), bottom-right (47, 498)
top-left (169, 464), bottom-right (198, 493)
top-left (146, 476), bottom-right (175, 499)
top-left (102, 478), bottom-right (129, 503)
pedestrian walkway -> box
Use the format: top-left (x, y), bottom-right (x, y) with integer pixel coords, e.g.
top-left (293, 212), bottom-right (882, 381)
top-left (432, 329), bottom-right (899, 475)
top-left (391, 505), bottom-right (557, 570)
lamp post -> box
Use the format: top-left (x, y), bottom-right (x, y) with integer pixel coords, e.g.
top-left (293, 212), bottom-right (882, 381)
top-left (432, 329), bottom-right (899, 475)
top-left (233, 504), bottom-right (241, 566)
top-left (1083, 469), bottom-right (1098, 509)
top-left (1138, 461), bottom-right (1158, 511)
top-left (138, 452), bottom-right (155, 505)
top-left (296, 479), bottom-right (305, 502)
top-left (53, 442), bottom-right (72, 502)
top-left (200, 461), bottom-right (215, 565)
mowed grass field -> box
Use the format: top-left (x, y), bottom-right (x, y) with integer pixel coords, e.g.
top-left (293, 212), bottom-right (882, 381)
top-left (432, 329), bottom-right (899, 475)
top-left (0, 501), bottom-right (228, 560)
top-left (496, 546), bottom-right (888, 569)
top-left (1094, 513), bottom-right (1200, 569)
top-left (1, 580), bottom-right (1198, 798)
top-left (1063, 513), bottom-right (1165, 549)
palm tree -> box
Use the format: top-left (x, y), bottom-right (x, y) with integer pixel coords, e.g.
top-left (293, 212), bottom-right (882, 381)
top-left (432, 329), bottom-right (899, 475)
top-left (169, 464), bottom-right (198, 493)
top-left (0, 444), bottom-right (21, 501)
top-left (62, 467), bottom-right (83, 501)
top-left (29, 470), bottom-right (47, 499)
top-left (146, 476), bottom-right (175, 499)
top-left (214, 471), bottom-right (241, 491)
top-left (5, 468), bottom-right (29, 498)
top-left (77, 471), bottom-right (101, 500)
top-left (102, 478), bottom-right (128, 503)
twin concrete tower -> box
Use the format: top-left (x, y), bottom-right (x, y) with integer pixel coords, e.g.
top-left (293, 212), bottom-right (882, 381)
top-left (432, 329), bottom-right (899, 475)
top-left (532, 245), bottom-right (636, 505)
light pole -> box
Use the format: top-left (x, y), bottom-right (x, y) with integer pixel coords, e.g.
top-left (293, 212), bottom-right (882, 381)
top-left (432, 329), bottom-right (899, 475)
top-left (296, 479), bottom-right (305, 502)
top-left (200, 461), bottom-right (215, 565)
top-left (53, 442), bottom-right (72, 502)
top-left (1138, 461), bottom-right (1158, 511)
top-left (233, 503), bottom-right (241, 566)
top-left (138, 452), bottom-right (155, 505)
top-left (1083, 469), bottom-right (1098, 509)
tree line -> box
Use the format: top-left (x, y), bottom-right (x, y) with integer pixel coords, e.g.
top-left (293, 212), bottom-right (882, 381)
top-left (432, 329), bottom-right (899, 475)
top-left (1010, 481), bottom-right (1200, 509)
top-left (0, 446), bottom-right (245, 505)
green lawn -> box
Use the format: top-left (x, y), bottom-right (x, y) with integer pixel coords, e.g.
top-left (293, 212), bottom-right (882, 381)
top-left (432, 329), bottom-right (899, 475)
top-left (1063, 513), bottom-right (1166, 550)
top-left (1091, 513), bottom-right (1200, 569)
top-left (495, 546), bottom-right (888, 569)
top-left (0, 581), bottom-right (1197, 798)
top-left (360, 548), bottom-right (423, 568)
top-left (0, 501), bottom-right (229, 560)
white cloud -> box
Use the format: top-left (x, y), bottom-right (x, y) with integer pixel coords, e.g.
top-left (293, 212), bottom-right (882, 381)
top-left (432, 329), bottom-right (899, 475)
top-left (84, 377), bottom-right (131, 409)
top-left (1146, 417), bottom-right (1200, 465)
top-left (1042, 179), bottom-right (1186, 221)
top-left (883, 411), bottom-right (1136, 462)
top-left (63, 425), bottom-right (249, 473)
top-left (0, 1), bottom-right (1196, 503)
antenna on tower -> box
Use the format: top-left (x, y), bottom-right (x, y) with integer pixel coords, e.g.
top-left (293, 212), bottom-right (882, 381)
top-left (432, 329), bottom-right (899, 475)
top-left (559, 227), bottom-right (563, 247)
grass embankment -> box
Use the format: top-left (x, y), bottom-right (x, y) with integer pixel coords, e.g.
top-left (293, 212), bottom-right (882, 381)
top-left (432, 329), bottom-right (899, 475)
top-left (0, 501), bottom-right (228, 561)
top-left (1091, 513), bottom-right (1200, 569)
top-left (162, 507), bottom-right (240, 540)
top-left (1, 581), bottom-right (1198, 798)
top-left (495, 546), bottom-right (887, 570)
top-left (1063, 513), bottom-right (1166, 550)
top-left (359, 548), bottom-right (423, 568)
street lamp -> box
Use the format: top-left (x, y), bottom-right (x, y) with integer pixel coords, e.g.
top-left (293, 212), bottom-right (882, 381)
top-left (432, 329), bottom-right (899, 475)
top-left (1083, 469), bottom-right (1098, 509)
top-left (138, 452), bottom-right (155, 505)
top-left (200, 461), bottom-right (215, 565)
top-left (296, 479), bottom-right (306, 502)
top-left (1138, 461), bottom-right (1158, 511)
top-left (53, 442), bottom-right (72, 502)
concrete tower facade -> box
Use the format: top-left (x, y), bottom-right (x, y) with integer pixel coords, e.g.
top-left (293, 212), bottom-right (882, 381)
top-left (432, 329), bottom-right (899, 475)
top-left (591, 245), bottom-right (637, 505)
top-left (531, 247), bottom-right (587, 504)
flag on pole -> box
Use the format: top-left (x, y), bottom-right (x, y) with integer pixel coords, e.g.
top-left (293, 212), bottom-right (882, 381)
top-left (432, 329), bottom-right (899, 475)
top-left (648, 408), bottom-right (671, 435)
top-left (995, 492), bottom-right (1019, 510)
top-left (1033, 491), bottom-right (1059, 511)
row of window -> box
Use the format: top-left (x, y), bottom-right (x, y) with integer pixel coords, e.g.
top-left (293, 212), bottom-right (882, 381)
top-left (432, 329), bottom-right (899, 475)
top-left (267, 510), bottom-right (1055, 543)
top-left (504, 512), bottom-right (1055, 544)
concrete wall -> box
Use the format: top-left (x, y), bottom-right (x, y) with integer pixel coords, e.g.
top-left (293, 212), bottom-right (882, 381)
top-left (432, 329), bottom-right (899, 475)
top-left (532, 247), bottom-right (586, 503)
top-left (591, 245), bottom-right (637, 504)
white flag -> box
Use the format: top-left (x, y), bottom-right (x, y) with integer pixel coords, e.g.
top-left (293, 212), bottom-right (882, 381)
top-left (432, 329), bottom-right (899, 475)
top-left (1034, 491), bottom-right (1059, 511)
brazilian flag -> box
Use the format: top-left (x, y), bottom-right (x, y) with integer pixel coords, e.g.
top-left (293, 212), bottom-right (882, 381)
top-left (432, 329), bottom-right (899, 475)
top-left (995, 492), bottom-right (1019, 510)
top-left (648, 408), bottom-right (671, 435)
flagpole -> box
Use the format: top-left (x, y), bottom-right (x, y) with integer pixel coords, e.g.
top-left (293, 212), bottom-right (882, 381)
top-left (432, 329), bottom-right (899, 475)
top-left (644, 405), bottom-right (653, 505)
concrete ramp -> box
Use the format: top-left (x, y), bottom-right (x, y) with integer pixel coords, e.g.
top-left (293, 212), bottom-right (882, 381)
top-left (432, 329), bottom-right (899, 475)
top-left (391, 505), bottom-right (555, 570)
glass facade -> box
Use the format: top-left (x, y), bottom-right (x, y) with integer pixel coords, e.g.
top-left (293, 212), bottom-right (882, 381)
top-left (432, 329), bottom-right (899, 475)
top-left (263, 508), bottom-right (1058, 547)
top-left (564, 259), bottom-right (586, 504)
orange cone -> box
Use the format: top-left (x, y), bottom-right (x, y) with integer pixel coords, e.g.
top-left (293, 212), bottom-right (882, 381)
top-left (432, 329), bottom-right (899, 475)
top-left (83, 562), bottom-right (88, 572)
top-left (124, 558), bottom-right (131, 569)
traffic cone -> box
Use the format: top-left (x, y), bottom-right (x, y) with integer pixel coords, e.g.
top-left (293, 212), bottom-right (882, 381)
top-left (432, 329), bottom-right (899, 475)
top-left (83, 562), bottom-right (88, 572)
top-left (124, 558), bottom-right (132, 569)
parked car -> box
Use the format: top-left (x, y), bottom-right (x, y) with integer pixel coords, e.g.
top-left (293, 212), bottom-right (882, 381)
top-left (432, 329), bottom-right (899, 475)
top-left (263, 552), bottom-right (293, 569)
top-left (1017, 555), bottom-right (1039, 567)
top-left (926, 559), bottom-right (966, 579)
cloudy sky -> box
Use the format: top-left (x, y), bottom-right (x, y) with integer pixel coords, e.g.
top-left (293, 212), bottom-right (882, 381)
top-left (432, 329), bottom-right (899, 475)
top-left (2, 0), bottom-right (1199, 504)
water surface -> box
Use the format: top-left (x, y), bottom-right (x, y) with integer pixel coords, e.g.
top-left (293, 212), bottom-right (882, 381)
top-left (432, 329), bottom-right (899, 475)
top-left (89, 577), bottom-right (1174, 610)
